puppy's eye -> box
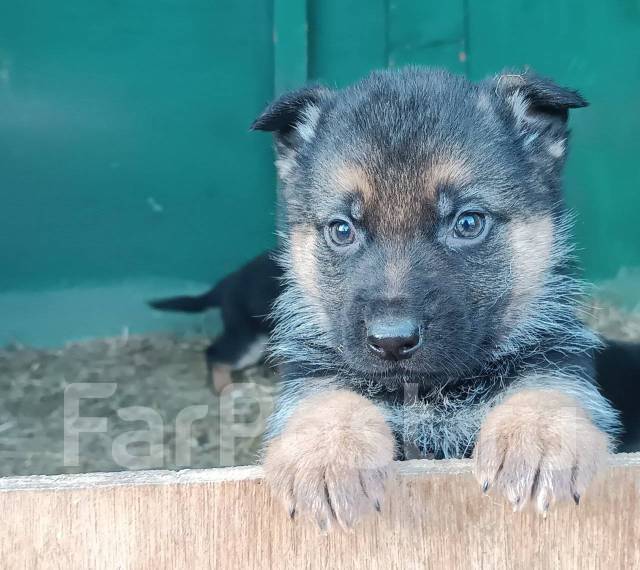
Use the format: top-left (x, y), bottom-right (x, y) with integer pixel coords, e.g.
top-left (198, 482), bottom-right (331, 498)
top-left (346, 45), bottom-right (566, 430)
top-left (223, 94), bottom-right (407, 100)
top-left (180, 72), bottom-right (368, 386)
top-left (454, 212), bottom-right (485, 239)
top-left (326, 219), bottom-right (356, 247)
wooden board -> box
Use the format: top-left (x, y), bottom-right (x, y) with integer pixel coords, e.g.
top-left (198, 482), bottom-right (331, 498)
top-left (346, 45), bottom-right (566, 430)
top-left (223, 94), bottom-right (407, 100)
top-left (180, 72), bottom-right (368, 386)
top-left (1, 454), bottom-right (639, 569)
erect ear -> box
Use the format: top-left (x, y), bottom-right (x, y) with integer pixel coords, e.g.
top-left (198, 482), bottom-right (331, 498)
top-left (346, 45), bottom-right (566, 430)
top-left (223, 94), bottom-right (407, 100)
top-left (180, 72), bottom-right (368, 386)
top-left (252, 85), bottom-right (330, 182)
top-left (490, 70), bottom-right (588, 162)
top-left (252, 85), bottom-right (329, 146)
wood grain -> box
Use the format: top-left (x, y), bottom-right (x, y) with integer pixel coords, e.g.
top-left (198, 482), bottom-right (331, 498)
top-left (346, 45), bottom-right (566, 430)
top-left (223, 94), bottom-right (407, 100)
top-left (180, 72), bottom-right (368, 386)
top-left (1, 454), bottom-right (639, 570)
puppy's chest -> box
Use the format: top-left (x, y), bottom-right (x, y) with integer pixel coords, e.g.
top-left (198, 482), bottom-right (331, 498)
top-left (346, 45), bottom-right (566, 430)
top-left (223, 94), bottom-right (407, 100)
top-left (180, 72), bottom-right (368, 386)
top-left (362, 380), bottom-right (502, 460)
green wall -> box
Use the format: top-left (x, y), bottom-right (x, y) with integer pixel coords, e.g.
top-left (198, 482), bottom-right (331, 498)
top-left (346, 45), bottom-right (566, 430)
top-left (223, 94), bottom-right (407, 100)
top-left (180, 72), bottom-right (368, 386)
top-left (1, 0), bottom-right (638, 345)
top-left (0, 0), bottom-right (277, 293)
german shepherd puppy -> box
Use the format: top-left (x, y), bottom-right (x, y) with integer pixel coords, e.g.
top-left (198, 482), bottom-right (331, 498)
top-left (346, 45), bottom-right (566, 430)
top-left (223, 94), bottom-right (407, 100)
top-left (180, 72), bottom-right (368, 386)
top-left (148, 251), bottom-right (281, 392)
top-left (252, 67), bottom-right (622, 529)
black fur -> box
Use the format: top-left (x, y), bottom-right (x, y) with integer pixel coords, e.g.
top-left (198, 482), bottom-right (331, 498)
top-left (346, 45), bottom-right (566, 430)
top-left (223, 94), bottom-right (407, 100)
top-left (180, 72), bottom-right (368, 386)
top-left (149, 251), bottom-right (282, 386)
top-left (596, 341), bottom-right (640, 451)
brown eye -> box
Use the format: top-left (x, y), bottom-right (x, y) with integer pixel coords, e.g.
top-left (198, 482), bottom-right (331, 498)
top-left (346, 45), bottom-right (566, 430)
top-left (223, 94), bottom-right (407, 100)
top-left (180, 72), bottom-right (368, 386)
top-left (327, 219), bottom-right (356, 246)
top-left (454, 212), bottom-right (485, 239)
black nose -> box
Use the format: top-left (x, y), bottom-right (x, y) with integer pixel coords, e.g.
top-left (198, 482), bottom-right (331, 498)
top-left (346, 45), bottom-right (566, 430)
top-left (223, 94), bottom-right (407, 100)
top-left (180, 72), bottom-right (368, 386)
top-left (366, 318), bottom-right (421, 361)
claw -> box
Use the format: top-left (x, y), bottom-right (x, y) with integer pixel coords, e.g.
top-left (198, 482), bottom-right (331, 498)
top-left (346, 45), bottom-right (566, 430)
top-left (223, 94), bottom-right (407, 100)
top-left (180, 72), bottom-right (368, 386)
top-left (573, 492), bottom-right (580, 506)
top-left (482, 480), bottom-right (490, 494)
top-left (316, 515), bottom-right (329, 533)
top-left (511, 495), bottom-right (526, 512)
top-left (541, 500), bottom-right (550, 517)
top-left (324, 483), bottom-right (337, 521)
top-left (374, 500), bottom-right (381, 513)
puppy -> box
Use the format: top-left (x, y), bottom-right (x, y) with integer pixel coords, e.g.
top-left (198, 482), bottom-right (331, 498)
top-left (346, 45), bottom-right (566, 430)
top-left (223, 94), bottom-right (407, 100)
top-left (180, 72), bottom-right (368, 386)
top-left (252, 67), bottom-right (621, 529)
top-left (595, 340), bottom-right (640, 452)
top-left (149, 251), bottom-right (282, 392)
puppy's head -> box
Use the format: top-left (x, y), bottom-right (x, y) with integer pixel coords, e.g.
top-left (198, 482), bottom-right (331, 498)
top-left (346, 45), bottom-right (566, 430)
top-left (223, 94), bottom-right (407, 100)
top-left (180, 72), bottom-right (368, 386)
top-left (254, 68), bottom-right (587, 383)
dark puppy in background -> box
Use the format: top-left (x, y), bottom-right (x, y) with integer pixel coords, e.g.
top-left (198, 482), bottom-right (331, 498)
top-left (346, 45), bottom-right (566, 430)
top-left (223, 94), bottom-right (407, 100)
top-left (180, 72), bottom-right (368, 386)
top-left (149, 251), bottom-right (282, 392)
top-left (595, 341), bottom-right (640, 451)
top-left (253, 67), bottom-right (623, 529)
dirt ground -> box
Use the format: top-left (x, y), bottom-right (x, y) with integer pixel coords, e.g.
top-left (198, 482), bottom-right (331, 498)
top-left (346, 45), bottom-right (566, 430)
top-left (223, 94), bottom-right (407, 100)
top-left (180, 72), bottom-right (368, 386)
top-left (0, 299), bottom-right (638, 477)
top-left (0, 335), bottom-right (278, 476)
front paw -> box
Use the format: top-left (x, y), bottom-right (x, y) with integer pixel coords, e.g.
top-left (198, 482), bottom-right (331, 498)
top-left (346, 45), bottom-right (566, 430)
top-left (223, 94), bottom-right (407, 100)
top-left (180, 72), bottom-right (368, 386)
top-left (473, 389), bottom-right (610, 513)
top-left (263, 390), bottom-right (395, 530)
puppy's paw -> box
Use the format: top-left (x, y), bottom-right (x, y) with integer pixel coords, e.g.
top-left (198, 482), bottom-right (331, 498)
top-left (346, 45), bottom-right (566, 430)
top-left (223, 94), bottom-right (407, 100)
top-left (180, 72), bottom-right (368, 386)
top-left (263, 390), bottom-right (395, 530)
top-left (473, 389), bottom-right (610, 513)
top-left (210, 364), bottom-right (233, 394)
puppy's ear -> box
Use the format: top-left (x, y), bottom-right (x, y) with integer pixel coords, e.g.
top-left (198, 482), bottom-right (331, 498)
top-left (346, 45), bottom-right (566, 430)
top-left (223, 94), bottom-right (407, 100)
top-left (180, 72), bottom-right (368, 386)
top-left (252, 86), bottom-right (329, 148)
top-left (252, 86), bottom-right (330, 182)
top-left (491, 71), bottom-right (588, 163)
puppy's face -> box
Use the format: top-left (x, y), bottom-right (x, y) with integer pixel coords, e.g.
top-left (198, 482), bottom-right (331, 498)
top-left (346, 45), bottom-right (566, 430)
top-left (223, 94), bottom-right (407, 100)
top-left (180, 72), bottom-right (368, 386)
top-left (255, 68), bottom-right (586, 383)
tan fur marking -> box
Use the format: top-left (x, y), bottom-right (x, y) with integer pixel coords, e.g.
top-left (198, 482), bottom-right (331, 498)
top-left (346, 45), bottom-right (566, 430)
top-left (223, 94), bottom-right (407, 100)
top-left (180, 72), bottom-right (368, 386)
top-left (290, 225), bottom-right (320, 300)
top-left (331, 163), bottom-right (375, 199)
top-left (422, 158), bottom-right (472, 199)
top-left (474, 389), bottom-right (610, 513)
top-left (330, 158), bottom-right (470, 209)
top-left (264, 390), bottom-right (395, 530)
top-left (290, 225), bottom-right (330, 330)
top-left (507, 216), bottom-right (554, 324)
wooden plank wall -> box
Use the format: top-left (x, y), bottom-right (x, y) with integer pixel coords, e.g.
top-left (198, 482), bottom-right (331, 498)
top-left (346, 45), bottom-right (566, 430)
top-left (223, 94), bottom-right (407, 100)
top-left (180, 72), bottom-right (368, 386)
top-left (1, 454), bottom-right (639, 569)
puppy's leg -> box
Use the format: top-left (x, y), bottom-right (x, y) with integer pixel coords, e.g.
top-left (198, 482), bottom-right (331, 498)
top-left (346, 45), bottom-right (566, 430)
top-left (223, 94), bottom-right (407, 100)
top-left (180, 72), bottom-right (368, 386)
top-left (473, 386), bottom-right (611, 512)
top-left (205, 335), bottom-right (241, 393)
top-left (264, 389), bottom-right (395, 530)
top-left (209, 363), bottom-right (234, 394)
top-left (230, 334), bottom-right (269, 371)
top-left (206, 328), bottom-right (269, 393)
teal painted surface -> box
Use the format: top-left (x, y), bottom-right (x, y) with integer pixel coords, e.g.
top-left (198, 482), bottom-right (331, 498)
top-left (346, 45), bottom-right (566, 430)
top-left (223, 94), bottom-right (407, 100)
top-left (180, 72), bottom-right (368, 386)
top-left (308, 0), bottom-right (388, 87)
top-left (0, 0), bottom-right (276, 294)
top-left (0, 1), bottom-right (638, 345)
top-left (274, 0), bottom-right (308, 94)
top-left (0, 279), bottom-right (222, 346)
top-left (387, 0), bottom-right (467, 73)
